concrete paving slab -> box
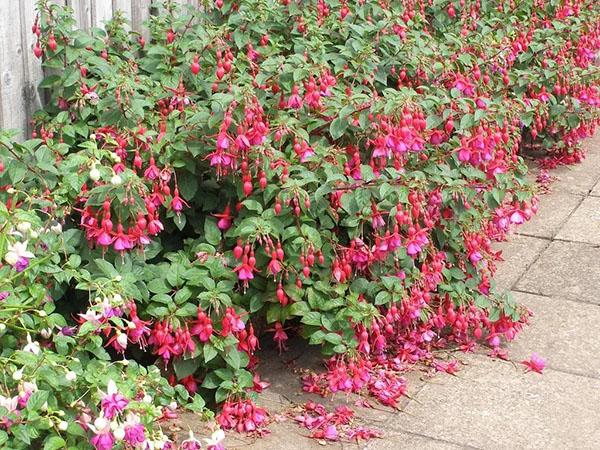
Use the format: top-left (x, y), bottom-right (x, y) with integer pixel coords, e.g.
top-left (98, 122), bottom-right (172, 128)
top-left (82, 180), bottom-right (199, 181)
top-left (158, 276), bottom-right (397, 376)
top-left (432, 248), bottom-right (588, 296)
top-left (515, 240), bottom-right (600, 304)
top-left (364, 431), bottom-right (468, 449)
top-left (555, 196), bottom-right (600, 245)
top-left (516, 192), bottom-right (582, 239)
top-left (551, 135), bottom-right (600, 195)
top-left (392, 355), bottom-right (600, 449)
top-left (492, 234), bottom-right (548, 290)
top-left (507, 291), bottom-right (600, 378)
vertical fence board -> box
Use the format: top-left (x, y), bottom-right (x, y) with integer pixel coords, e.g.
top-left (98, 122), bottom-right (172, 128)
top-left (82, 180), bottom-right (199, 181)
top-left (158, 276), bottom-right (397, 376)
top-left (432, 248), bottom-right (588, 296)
top-left (67, 0), bottom-right (91, 29)
top-left (90, 0), bottom-right (114, 28)
top-left (131, 0), bottom-right (152, 37)
top-left (0, 3), bottom-right (26, 137)
top-left (19, 0), bottom-right (44, 137)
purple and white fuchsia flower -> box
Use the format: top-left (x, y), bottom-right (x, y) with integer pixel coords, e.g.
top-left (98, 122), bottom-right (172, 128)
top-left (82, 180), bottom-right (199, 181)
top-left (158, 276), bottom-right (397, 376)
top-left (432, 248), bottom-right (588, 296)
top-left (90, 416), bottom-right (114, 450)
top-left (4, 241), bottom-right (35, 272)
top-left (181, 431), bottom-right (202, 450)
top-left (100, 380), bottom-right (128, 419)
top-left (23, 334), bottom-right (40, 355)
top-left (122, 412), bottom-right (146, 446)
top-left (204, 429), bottom-right (226, 450)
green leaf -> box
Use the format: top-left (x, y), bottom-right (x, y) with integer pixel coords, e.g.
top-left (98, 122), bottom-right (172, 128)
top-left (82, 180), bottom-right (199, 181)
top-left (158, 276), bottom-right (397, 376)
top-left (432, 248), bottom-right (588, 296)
top-left (174, 357), bottom-right (201, 379)
top-left (26, 391), bottom-right (49, 412)
top-left (147, 278), bottom-right (171, 294)
top-left (204, 343), bottom-right (218, 363)
top-left (300, 311), bottom-right (321, 326)
top-left (43, 436), bottom-right (66, 450)
top-left (204, 218), bottom-right (222, 246)
top-left (330, 117), bottom-right (348, 140)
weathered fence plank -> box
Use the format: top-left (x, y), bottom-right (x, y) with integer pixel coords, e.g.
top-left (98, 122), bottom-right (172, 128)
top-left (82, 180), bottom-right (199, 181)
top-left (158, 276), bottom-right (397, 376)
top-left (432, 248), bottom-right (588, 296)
top-left (0, 2), bottom-right (27, 137)
top-left (67, 0), bottom-right (92, 29)
top-left (90, 0), bottom-right (113, 28)
top-left (20, 0), bottom-right (44, 136)
top-left (131, 0), bottom-right (152, 37)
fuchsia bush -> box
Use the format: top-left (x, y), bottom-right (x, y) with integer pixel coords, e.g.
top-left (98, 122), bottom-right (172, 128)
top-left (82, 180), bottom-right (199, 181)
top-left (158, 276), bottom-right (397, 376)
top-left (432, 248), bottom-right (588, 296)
top-left (0, 0), bottom-right (599, 448)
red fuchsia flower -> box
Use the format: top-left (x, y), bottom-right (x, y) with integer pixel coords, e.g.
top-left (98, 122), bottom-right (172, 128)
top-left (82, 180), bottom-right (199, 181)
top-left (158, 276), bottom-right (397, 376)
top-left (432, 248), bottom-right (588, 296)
top-left (252, 373), bottom-right (270, 393)
top-left (144, 157), bottom-right (160, 180)
top-left (233, 255), bottom-right (257, 288)
top-left (174, 325), bottom-right (196, 356)
top-left (100, 380), bottom-right (128, 419)
top-left (217, 398), bottom-right (267, 432)
top-left (293, 138), bottom-right (315, 162)
top-left (272, 321), bottom-right (288, 352)
top-left (149, 321), bottom-right (176, 362)
top-left (220, 307), bottom-right (245, 337)
top-left (522, 353), bottom-right (546, 374)
top-left (213, 204), bottom-right (233, 231)
top-left (113, 223), bottom-right (134, 252)
top-left (287, 85), bottom-right (303, 109)
top-left (190, 309), bottom-right (213, 342)
top-left (170, 189), bottom-right (188, 215)
top-left (180, 375), bottom-right (198, 394)
top-left (267, 253), bottom-right (282, 276)
top-left (367, 370), bottom-right (407, 407)
top-left (107, 330), bottom-right (128, 353)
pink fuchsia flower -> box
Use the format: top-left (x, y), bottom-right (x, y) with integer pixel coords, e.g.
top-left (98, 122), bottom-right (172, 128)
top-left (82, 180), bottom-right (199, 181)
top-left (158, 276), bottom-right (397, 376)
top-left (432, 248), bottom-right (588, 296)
top-left (123, 413), bottom-right (145, 445)
top-left (321, 424), bottom-right (339, 441)
top-left (90, 417), bottom-right (114, 450)
top-left (522, 353), bottom-right (546, 374)
top-left (170, 189), bottom-right (188, 214)
top-left (213, 205), bottom-right (233, 231)
top-left (91, 430), bottom-right (114, 450)
top-left (190, 309), bottom-right (213, 342)
top-left (0, 291), bottom-right (9, 302)
top-left (100, 380), bottom-right (129, 419)
top-left (469, 251), bottom-right (483, 264)
top-left (287, 86), bottom-right (303, 109)
top-left (78, 309), bottom-right (103, 327)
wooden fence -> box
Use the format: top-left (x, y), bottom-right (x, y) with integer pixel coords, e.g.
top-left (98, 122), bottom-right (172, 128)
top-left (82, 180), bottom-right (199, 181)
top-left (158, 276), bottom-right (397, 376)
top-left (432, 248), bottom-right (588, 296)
top-left (0, 0), bottom-right (200, 137)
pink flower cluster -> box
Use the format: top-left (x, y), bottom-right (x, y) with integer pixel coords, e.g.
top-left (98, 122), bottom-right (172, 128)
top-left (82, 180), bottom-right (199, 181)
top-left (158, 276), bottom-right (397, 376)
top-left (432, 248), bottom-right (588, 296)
top-left (217, 398), bottom-right (268, 432)
top-left (293, 401), bottom-right (382, 442)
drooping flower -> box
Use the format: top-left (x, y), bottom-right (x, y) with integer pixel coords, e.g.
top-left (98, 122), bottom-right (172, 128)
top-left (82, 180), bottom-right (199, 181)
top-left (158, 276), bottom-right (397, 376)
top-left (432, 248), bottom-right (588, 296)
top-left (123, 413), bottom-right (146, 446)
top-left (4, 241), bottom-right (35, 272)
top-left (23, 334), bottom-right (40, 355)
top-left (100, 380), bottom-right (129, 419)
top-left (204, 429), bottom-right (226, 450)
top-left (181, 431), bottom-right (202, 450)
